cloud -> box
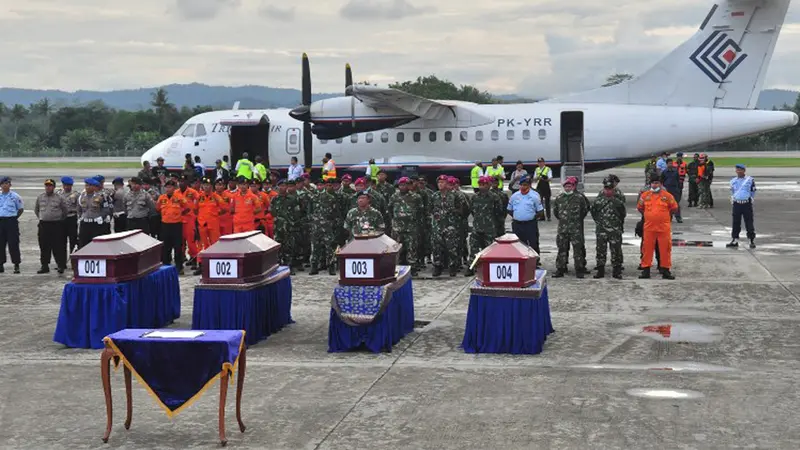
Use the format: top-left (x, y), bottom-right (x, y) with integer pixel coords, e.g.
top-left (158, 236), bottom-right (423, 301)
top-left (173, 0), bottom-right (241, 20)
top-left (258, 4), bottom-right (296, 22)
top-left (340, 0), bottom-right (434, 21)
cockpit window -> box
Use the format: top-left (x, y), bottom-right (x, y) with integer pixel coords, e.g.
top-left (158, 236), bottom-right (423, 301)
top-left (195, 124), bottom-right (207, 137)
top-left (181, 124), bottom-right (196, 138)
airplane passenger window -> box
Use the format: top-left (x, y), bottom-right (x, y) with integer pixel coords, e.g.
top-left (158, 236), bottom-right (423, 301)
top-left (444, 131), bottom-right (452, 142)
top-left (381, 132), bottom-right (389, 143)
top-left (507, 130), bottom-right (514, 140)
top-left (335, 138), bottom-right (343, 144)
top-left (538, 129), bottom-right (547, 140)
top-left (397, 132), bottom-right (405, 143)
top-left (195, 124), bottom-right (207, 136)
top-left (476, 131), bottom-right (483, 141)
top-left (429, 131), bottom-right (437, 142)
top-left (366, 133), bottom-right (374, 143)
top-left (460, 131), bottom-right (468, 141)
top-left (522, 129), bottom-right (531, 140)
top-left (181, 124), bottom-right (196, 138)
top-left (491, 130), bottom-right (499, 141)
top-left (351, 134), bottom-right (358, 143)
top-left (289, 134), bottom-right (298, 145)
top-left (413, 132), bottom-right (421, 142)
top-left (320, 139), bottom-right (328, 144)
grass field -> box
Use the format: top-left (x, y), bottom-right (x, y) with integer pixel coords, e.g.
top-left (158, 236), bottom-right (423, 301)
top-left (0, 162), bottom-right (142, 169)
top-left (623, 157), bottom-right (800, 168)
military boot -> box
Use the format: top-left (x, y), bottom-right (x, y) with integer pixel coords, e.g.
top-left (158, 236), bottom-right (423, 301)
top-left (464, 268), bottom-right (475, 277)
top-left (432, 266), bottom-right (443, 277)
top-left (37, 266), bottom-right (50, 274)
top-left (553, 269), bottom-right (566, 278)
top-left (192, 263), bottom-right (202, 276)
top-left (576, 269), bottom-right (585, 279)
top-left (328, 265), bottom-right (337, 276)
top-left (661, 269), bottom-right (675, 280)
top-left (593, 267), bottom-right (605, 279)
top-left (449, 267), bottom-right (458, 277)
top-left (308, 265), bottom-right (319, 275)
top-left (612, 266), bottom-right (623, 279)
top-left (749, 239), bottom-right (756, 249)
top-left (639, 267), bottom-right (651, 279)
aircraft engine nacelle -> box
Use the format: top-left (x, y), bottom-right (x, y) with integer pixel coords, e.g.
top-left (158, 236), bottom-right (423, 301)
top-left (291, 96), bottom-right (417, 140)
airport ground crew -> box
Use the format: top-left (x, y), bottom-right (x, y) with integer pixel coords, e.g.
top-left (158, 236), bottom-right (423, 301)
top-left (591, 179), bottom-right (626, 279)
top-left (112, 177), bottom-right (127, 232)
top-left (308, 178), bottom-right (343, 275)
top-left (465, 176), bottom-right (504, 276)
top-left (344, 190), bottom-right (385, 238)
top-left (231, 179), bottom-right (261, 233)
top-left (638, 178), bottom-right (678, 280)
top-left (78, 177), bottom-right (112, 248)
top-left (57, 177), bottom-right (80, 255)
top-left (35, 179), bottom-right (68, 274)
top-left (697, 153), bottom-right (714, 208)
top-left (271, 180), bottom-right (302, 272)
top-left (553, 176), bottom-right (590, 278)
top-left (485, 158), bottom-right (505, 189)
top-left (388, 177), bottom-right (423, 275)
top-left (727, 164), bottom-right (757, 249)
top-left (177, 176), bottom-right (200, 267)
top-left (0, 176), bottom-right (23, 274)
top-left (125, 177), bottom-right (156, 234)
top-left (322, 152), bottom-right (337, 180)
top-left (195, 178), bottom-right (228, 274)
top-left (215, 179), bottom-right (234, 236)
top-left (533, 158), bottom-right (553, 220)
top-left (254, 156), bottom-right (267, 182)
top-left (235, 152), bottom-right (255, 180)
top-left (470, 162), bottom-right (484, 192)
top-left (431, 175), bottom-right (466, 277)
top-left (157, 180), bottom-right (189, 275)
top-left (687, 153), bottom-right (700, 207)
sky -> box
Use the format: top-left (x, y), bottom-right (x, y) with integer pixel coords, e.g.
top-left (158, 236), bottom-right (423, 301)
top-left (1, 0), bottom-right (800, 98)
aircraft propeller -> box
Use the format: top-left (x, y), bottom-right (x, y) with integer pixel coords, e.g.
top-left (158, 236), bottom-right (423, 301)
top-left (288, 53), bottom-right (313, 173)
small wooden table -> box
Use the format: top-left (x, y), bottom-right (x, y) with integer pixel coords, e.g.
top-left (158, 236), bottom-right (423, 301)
top-left (100, 330), bottom-right (247, 446)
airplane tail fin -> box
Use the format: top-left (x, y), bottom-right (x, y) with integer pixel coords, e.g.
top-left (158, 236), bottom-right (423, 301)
top-left (544, 0), bottom-right (791, 109)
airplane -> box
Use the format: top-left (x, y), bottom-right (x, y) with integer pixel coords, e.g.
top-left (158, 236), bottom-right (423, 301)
top-left (140, 0), bottom-right (798, 186)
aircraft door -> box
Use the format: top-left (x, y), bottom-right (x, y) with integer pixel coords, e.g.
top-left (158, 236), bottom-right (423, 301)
top-left (286, 128), bottom-right (301, 155)
top-left (560, 111), bottom-right (585, 190)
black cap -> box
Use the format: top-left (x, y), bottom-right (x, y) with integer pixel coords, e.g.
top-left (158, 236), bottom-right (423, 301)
top-left (130, 177), bottom-right (142, 184)
top-left (164, 180), bottom-right (177, 187)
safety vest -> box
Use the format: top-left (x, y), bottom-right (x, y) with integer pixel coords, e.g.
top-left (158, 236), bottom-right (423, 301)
top-left (368, 164), bottom-right (379, 182)
top-left (236, 159), bottom-right (254, 179)
top-left (470, 165), bottom-right (483, 188)
top-left (486, 166), bottom-right (504, 188)
top-left (674, 161), bottom-right (687, 177)
top-left (254, 163), bottom-right (267, 181)
top-left (535, 166), bottom-right (552, 180)
top-left (323, 160), bottom-right (337, 180)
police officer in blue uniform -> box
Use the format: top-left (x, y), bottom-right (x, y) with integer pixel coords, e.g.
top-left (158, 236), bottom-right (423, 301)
top-left (727, 164), bottom-right (756, 249)
top-left (0, 176), bottom-right (24, 273)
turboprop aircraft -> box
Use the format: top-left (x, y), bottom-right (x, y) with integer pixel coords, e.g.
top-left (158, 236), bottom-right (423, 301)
top-left (140, 0), bottom-right (798, 184)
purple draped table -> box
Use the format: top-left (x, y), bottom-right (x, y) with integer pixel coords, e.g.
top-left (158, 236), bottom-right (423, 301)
top-left (100, 328), bottom-right (247, 446)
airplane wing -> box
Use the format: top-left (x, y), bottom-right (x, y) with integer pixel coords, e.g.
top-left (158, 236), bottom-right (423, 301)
top-left (347, 85), bottom-right (465, 121)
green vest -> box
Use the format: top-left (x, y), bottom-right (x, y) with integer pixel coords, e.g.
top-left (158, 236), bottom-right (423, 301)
top-left (486, 166), bottom-right (504, 188)
top-left (470, 166), bottom-right (483, 188)
top-left (236, 159), bottom-right (254, 179)
top-left (368, 164), bottom-right (379, 182)
top-left (255, 163), bottom-right (267, 181)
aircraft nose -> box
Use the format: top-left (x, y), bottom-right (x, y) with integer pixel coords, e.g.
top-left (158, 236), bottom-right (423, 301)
top-left (790, 112), bottom-right (799, 126)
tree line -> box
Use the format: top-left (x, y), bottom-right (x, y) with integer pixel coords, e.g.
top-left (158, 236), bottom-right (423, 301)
top-left (0, 75), bottom-right (797, 154)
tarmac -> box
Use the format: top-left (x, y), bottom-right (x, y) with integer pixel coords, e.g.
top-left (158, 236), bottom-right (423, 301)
top-left (1, 166), bottom-right (800, 449)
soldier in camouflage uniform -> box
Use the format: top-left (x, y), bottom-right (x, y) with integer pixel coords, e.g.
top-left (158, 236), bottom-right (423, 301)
top-left (344, 191), bottom-right (385, 238)
top-left (270, 180), bottom-right (303, 274)
top-left (388, 177), bottom-right (422, 275)
top-left (308, 178), bottom-right (343, 275)
top-left (431, 175), bottom-right (468, 277)
top-left (464, 176), bottom-right (504, 276)
top-left (350, 177), bottom-right (387, 222)
top-left (591, 178), bottom-right (627, 279)
top-left (553, 176), bottom-right (590, 278)
top-left (644, 156), bottom-right (659, 184)
top-left (296, 173), bottom-right (315, 265)
top-left (413, 176), bottom-right (434, 265)
top-left (374, 170), bottom-right (396, 206)
top-left (601, 174), bottom-right (626, 204)
top-left (336, 175), bottom-right (354, 246)
top-left (490, 183), bottom-right (508, 236)
top-left (449, 176), bottom-right (470, 265)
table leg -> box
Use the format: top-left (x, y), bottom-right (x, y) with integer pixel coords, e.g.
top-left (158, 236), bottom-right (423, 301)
top-left (236, 347), bottom-right (246, 433)
top-left (124, 367), bottom-right (133, 430)
top-left (101, 348), bottom-right (113, 443)
top-left (219, 370), bottom-right (229, 446)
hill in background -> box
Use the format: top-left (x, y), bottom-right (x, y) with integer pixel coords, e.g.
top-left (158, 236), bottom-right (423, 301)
top-left (0, 83), bottom-right (796, 111)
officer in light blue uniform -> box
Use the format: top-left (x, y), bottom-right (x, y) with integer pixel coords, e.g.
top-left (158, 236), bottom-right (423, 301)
top-left (507, 175), bottom-right (545, 260)
top-left (0, 176), bottom-right (24, 274)
top-left (727, 164), bottom-right (756, 249)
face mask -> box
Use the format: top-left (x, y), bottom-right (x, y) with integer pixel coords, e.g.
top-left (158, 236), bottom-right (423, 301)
top-left (651, 187), bottom-right (661, 192)
top-left (564, 190), bottom-right (574, 195)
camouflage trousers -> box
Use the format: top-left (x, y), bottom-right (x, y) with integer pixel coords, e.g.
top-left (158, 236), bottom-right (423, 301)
top-left (311, 226), bottom-right (338, 270)
top-left (301, 221), bottom-right (312, 261)
top-left (688, 180), bottom-right (699, 204)
top-left (391, 229), bottom-right (419, 267)
top-left (698, 179), bottom-right (712, 208)
top-left (556, 228), bottom-right (587, 271)
top-left (595, 231), bottom-right (623, 269)
top-left (459, 220), bottom-right (469, 260)
top-left (432, 226), bottom-right (460, 270)
top-left (468, 230), bottom-right (494, 263)
top-left (419, 222), bottom-right (432, 259)
top-left (275, 226), bottom-right (299, 266)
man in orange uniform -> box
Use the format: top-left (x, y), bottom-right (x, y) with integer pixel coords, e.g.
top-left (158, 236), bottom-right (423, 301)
top-left (637, 177), bottom-right (678, 280)
top-left (177, 175), bottom-right (200, 268)
top-left (262, 179), bottom-right (278, 238)
top-left (215, 179), bottom-right (234, 236)
top-left (231, 178), bottom-right (262, 233)
top-left (156, 180), bottom-right (190, 275)
top-left (250, 180), bottom-right (271, 234)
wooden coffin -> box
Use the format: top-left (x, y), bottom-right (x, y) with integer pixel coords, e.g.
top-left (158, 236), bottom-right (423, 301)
top-left (199, 231), bottom-right (281, 285)
top-left (476, 233), bottom-right (539, 288)
top-left (70, 230), bottom-right (163, 284)
top-left (336, 232), bottom-right (401, 286)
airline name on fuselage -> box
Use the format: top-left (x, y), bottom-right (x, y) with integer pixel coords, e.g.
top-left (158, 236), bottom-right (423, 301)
top-left (210, 123), bottom-right (284, 133)
top-left (496, 118), bottom-right (552, 127)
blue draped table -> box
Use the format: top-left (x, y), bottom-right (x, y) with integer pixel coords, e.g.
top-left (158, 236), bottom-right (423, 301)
top-left (192, 266), bottom-right (294, 346)
top-left (53, 265), bottom-right (181, 349)
top-left (101, 329), bottom-right (246, 445)
top-left (328, 266), bottom-right (415, 353)
top-left (462, 269), bottom-right (554, 355)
